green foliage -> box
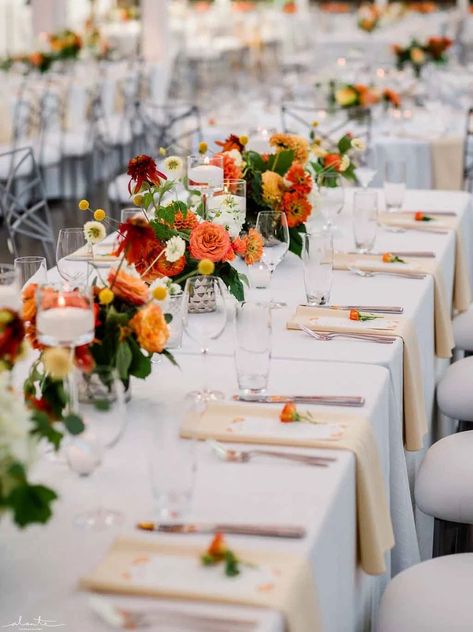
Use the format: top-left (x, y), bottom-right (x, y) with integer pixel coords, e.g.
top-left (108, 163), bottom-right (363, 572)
top-left (288, 225), bottom-right (306, 257)
top-left (30, 411), bottom-right (63, 451)
top-left (116, 340), bottom-right (133, 380)
top-left (63, 413), bottom-right (85, 436)
top-left (217, 263), bottom-right (245, 302)
top-left (337, 134), bottom-right (353, 154)
top-left (2, 462), bottom-right (57, 528)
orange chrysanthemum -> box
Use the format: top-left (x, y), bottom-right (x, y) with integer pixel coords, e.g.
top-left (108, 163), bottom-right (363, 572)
top-left (129, 303), bottom-right (169, 354)
top-left (269, 133), bottom-right (309, 165)
top-left (189, 222), bottom-right (232, 262)
top-left (173, 210), bottom-right (199, 231)
top-left (285, 164), bottom-right (312, 195)
top-left (281, 192), bottom-right (312, 228)
top-left (261, 170), bottom-right (285, 206)
top-left (108, 269), bottom-right (148, 306)
top-left (233, 228), bottom-right (264, 265)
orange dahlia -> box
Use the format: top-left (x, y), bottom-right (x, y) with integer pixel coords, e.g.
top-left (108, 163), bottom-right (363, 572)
top-left (108, 269), bottom-right (148, 306)
top-left (189, 222), bottom-right (232, 262)
top-left (269, 133), bottom-right (309, 164)
top-left (285, 164), bottom-right (312, 195)
top-left (281, 192), bottom-right (312, 227)
top-left (129, 303), bottom-right (169, 354)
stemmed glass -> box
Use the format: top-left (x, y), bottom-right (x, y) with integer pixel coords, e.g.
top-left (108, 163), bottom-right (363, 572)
top-left (0, 263), bottom-right (20, 310)
top-left (183, 276), bottom-right (227, 402)
top-left (187, 154), bottom-right (224, 218)
top-left (65, 366), bottom-right (127, 529)
top-left (356, 147), bottom-right (377, 188)
top-left (255, 210), bottom-right (290, 309)
top-left (56, 227), bottom-right (90, 287)
top-left (317, 172), bottom-right (345, 230)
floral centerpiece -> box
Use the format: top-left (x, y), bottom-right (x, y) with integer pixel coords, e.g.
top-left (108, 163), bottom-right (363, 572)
top-left (48, 29), bottom-right (82, 60)
top-left (392, 36), bottom-right (452, 77)
top-left (0, 308), bottom-right (60, 528)
top-left (358, 5), bottom-right (381, 32)
top-left (332, 83), bottom-right (381, 108)
top-left (112, 154), bottom-right (264, 301)
top-left (308, 131), bottom-right (361, 185)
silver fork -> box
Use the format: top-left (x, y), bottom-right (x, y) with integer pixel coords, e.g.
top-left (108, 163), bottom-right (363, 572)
top-left (209, 439), bottom-right (336, 466)
top-left (348, 266), bottom-right (426, 280)
top-left (299, 323), bottom-right (396, 344)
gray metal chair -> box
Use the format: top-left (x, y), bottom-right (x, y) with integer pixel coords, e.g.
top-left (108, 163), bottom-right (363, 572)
top-left (0, 146), bottom-right (55, 265)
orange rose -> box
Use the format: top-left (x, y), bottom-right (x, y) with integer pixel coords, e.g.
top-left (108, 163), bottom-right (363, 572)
top-left (129, 303), bottom-right (169, 354)
top-left (323, 153), bottom-right (342, 171)
top-left (108, 269), bottom-right (148, 305)
top-left (189, 222), bottom-right (232, 262)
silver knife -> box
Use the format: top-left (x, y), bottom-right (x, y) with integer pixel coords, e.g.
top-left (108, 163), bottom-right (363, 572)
top-left (233, 394), bottom-right (365, 406)
top-left (300, 304), bottom-right (404, 314)
top-left (137, 522), bottom-right (306, 538)
top-left (347, 251), bottom-right (435, 258)
top-left (401, 210), bottom-right (457, 216)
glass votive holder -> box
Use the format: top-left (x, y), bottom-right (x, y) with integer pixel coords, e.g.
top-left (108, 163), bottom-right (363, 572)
top-left (0, 263), bottom-right (20, 310)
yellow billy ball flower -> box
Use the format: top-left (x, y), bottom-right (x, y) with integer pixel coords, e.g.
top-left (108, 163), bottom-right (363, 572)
top-left (239, 134), bottom-right (249, 146)
top-left (311, 120), bottom-right (319, 128)
top-left (133, 194), bottom-right (144, 207)
top-left (0, 310), bottom-right (13, 325)
top-left (197, 259), bottom-right (215, 275)
top-left (152, 286), bottom-right (168, 301)
top-left (93, 208), bottom-right (106, 221)
top-left (78, 199), bottom-right (89, 211)
top-left (42, 347), bottom-right (73, 379)
top-left (198, 141), bottom-right (208, 155)
top-left (99, 288), bottom-right (114, 305)
top-left (159, 147), bottom-right (167, 156)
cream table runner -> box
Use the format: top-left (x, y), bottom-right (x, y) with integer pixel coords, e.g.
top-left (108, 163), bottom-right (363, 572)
top-left (81, 536), bottom-right (321, 632)
top-left (431, 136), bottom-right (464, 191)
top-left (333, 251), bottom-right (455, 359)
top-left (181, 402), bottom-right (394, 575)
top-left (286, 306), bottom-right (427, 452)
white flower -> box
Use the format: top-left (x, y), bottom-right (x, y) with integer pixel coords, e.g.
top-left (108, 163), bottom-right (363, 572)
top-left (164, 236), bottom-right (186, 263)
top-left (84, 221), bottom-right (106, 244)
top-left (225, 148), bottom-right (243, 167)
top-left (351, 137), bottom-right (366, 151)
top-left (163, 155), bottom-right (184, 180)
top-left (339, 155), bottom-right (351, 172)
top-left (0, 374), bottom-right (35, 465)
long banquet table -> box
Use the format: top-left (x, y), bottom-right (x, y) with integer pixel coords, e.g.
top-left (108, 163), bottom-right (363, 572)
top-left (1, 187), bottom-right (472, 631)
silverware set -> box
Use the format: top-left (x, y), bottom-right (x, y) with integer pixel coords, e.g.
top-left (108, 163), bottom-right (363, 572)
top-left (378, 223), bottom-right (449, 235)
top-left (233, 394), bottom-right (365, 406)
top-left (299, 323), bottom-right (396, 345)
top-left (137, 520), bottom-right (307, 538)
top-left (346, 251), bottom-right (435, 259)
top-left (348, 266), bottom-right (426, 280)
top-left (300, 304), bottom-right (404, 314)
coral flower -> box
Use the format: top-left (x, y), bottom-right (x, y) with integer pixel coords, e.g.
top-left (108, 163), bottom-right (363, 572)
top-left (74, 345), bottom-right (95, 373)
top-left (189, 222), bottom-right (232, 263)
top-left (261, 170), bottom-right (285, 206)
top-left (114, 217), bottom-right (163, 267)
top-left (215, 134), bottom-right (245, 153)
top-left (233, 229), bottom-right (264, 265)
top-left (0, 310), bottom-right (25, 364)
top-left (280, 402), bottom-right (299, 423)
top-left (383, 88), bottom-right (401, 108)
top-left (281, 192), bottom-right (312, 228)
top-left (127, 154), bottom-right (167, 195)
top-left (285, 164), bottom-right (312, 195)
top-left (129, 303), bottom-right (169, 354)
top-left (173, 209), bottom-right (199, 231)
top-left (217, 153), bottom-right (243, 181)
top-left (156, 254), bottom-right (187, 277)
top-left (323, 153), bottom-right (343, 172)
top-left (269, 133), bottom-right (309, 164)
top-left (108, 269), bottom-right (148, 306)
top-left (22, 283), bottom-right (38, 322)
top-left (133, 243), bottom-right (166, 283)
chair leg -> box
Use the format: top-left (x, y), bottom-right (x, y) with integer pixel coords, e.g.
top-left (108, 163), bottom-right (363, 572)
top-left (457, 420), bottom-right (473, 433)
top-left (433, 518), bottom-right (473, 556)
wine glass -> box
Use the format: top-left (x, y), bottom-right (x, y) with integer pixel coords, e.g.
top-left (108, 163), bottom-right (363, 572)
top-left (255, 210), bottom-right (289, 308)
top-left (317, 172), bottom-right (345, 230)
top-left (56, 227), bottom-right (90, 287)
top-left (182, 276), bottom-right (227, 402)
top-left (0, 263), bottom-right (20, 310)
top-left (356, 147), bottom-right (377, 188)
top-left (14, 256), bottom-right (47, 289)
top-left (65, 366), bottom-right (127, 529)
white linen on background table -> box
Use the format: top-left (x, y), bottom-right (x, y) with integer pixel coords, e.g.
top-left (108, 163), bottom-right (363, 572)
top-left (1, 356), bottom-right (392, 632)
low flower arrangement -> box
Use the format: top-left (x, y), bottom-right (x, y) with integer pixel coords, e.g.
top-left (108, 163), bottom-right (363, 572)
top-left (0, 308), bottom-right (58, 528)
top-left (357, 5), bottom-right (382, 32)
top-left (111, 153), bottom-right (264, 301)
top-left (309, 130), bottom-right (361, 185)
top-left (392, 36), bottom-right (452, 77)
top-left (332, 82), bottom-right (401, 109)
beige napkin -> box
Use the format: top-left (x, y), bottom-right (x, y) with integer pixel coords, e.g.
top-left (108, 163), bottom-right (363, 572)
top-left (0, 98), bottom-right (13, 144)
top-left (378, 212), bottom-right (471, 313)
top-left (81, 536), bottom-right (321, 632)
top-left (286, 306), bottom-right (428, 452)
top-left (431, 136), bottom-right (464, 191)
top-left (181, 401), bottom-right (394, 575)
top-left (334, 251), bottom-right (455, 359)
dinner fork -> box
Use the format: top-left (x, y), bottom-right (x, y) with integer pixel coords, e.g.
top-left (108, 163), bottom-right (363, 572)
top-left (209, 440), bottom-right (336, 466)
top-left (348, 266), bottom-right (426, 280)
top-left (299, 323), bottom-right (396, 344)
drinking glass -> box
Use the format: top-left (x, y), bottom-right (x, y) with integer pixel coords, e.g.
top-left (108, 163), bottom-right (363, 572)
top-left (65, 366), bottom-right (127, 529)
top-left (356, 147), bottom-right (377, 188)
top-left (353, 190), bottom-right (378, 253)
top-left (36, 283), bottom-right (95, 348)
top-left (56, 227), bottom-right (90, 286)
top-left (120, 207), bottom-right (146, 223)
top-left (317, 172), bottom-right (345, 229)
top-left (256, 210), bottom-right (290, 308)
top-left (166, 291), bottom-right (186, 349)
top-left (187, 154), bottom-right (224, 217)
top-left (149, 410), bottom-right (197, 519)
top-left (14, 256), bottom-right (47, 289)
top-left (384, 160), bottom-right (406, 213)
top-left (302, 230), bottom-right (333, 306)
top-left (207, 179), bottom-right (246, 236)
top-left (234, 301), bottom-right (272, 397)
top-left (183, 276), bottom-right (227, 402)
top-left (0, 263), bottom-right (20, 310)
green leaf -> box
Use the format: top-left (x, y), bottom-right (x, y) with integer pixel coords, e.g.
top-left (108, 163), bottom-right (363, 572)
top-left (7, 482), bottom-right (58, 528)
top-left (218, 264), bottom-right (245, 301)
top-left (289, 225), bottom-right (306, 257)
top-left (161, 348), bottom-right (179, 368)
top-left (128, 337), bottom-right (152, 379)
top-left (337, 134), bottom-right (353, 154)
top-left (266, 149), bottom-right (294, 176)
top-left (63, 413), bottom-right (85, 436)
top-left (116, 341), bottom-right (133, 380)
top-left (30, 410), bottom-right (63, 451)
top-left (94, 399), bottom-right (111, 412)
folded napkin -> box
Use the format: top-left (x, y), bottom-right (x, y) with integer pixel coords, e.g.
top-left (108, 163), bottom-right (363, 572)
top-left (81, 536), bottom-right (321, 632)
top-left (334, 251), bottom-right (455, 359)
top-left (0, 98), bottom-right (12, 145)
top-left (431, 136), bottom-right (464, 191)
top-left (286, 306), bottom-right (427, 452)
top-left (68, 243), bottom-right (118, 264)
top-left (181, 401), bottom-right (394, 575)
top-left (377, 213), bottom-right (471, 313)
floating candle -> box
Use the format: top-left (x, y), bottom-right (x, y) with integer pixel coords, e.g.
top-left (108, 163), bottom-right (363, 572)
top-left (37, 306), bottom-right (94, 346)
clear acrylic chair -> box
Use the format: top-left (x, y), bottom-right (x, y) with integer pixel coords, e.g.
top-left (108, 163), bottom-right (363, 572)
top-left (0, 146), bottom-right (55, 265)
